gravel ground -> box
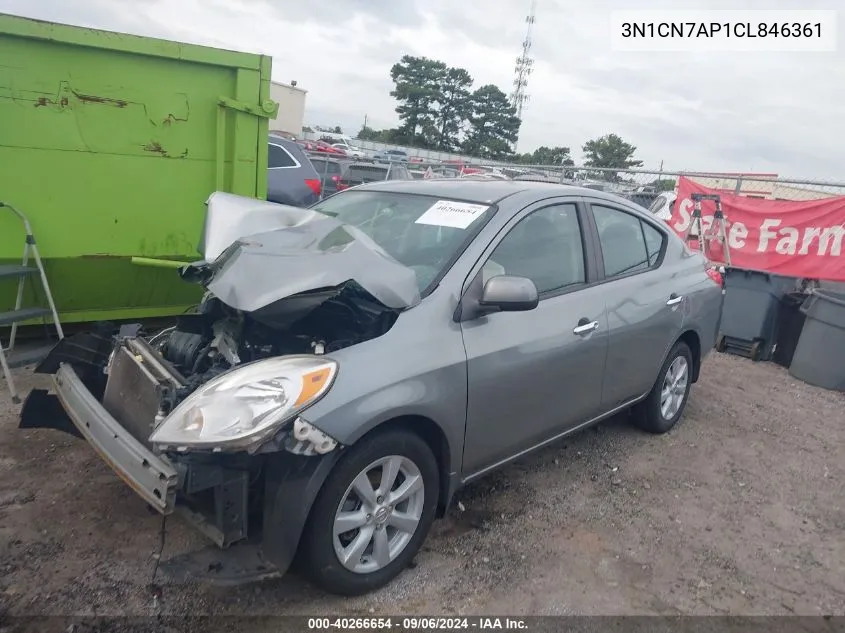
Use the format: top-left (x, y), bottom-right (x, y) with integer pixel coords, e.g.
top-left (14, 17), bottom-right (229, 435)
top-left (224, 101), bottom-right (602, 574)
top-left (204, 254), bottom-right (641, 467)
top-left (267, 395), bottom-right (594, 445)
top-left (1, 351), bottom-right (844, 621)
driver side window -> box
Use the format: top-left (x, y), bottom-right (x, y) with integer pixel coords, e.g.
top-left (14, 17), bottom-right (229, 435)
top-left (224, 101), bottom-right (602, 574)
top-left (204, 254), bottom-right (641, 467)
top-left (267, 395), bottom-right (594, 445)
top-left (484, 204), bottom-right (585, 294)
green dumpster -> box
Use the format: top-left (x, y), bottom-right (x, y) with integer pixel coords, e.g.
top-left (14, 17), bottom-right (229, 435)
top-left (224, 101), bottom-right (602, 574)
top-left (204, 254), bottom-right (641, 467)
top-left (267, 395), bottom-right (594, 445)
top-left (0, 14), bottom-right (278, 324)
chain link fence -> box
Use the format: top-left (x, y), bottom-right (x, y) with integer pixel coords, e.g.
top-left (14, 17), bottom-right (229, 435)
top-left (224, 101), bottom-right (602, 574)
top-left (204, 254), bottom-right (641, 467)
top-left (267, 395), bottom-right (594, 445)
top-left (299, 148), bottom-right (845, 207)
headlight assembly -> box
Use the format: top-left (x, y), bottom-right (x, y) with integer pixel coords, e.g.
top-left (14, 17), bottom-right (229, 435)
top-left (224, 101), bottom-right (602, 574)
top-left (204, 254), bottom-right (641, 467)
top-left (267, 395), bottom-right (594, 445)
top-left (149, 355), bottom-right (338, 452)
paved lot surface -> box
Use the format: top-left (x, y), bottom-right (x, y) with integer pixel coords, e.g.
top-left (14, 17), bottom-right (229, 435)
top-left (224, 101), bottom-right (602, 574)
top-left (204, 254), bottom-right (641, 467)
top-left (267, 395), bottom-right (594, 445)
top-left (1, 351), bottom-right (844, 620)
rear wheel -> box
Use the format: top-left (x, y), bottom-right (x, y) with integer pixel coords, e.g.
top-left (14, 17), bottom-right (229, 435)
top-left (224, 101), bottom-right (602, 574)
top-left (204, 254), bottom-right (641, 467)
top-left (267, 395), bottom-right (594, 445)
top-left (298, 430), bottom-right (439, 596)
top-left (632, 341), bottom-right (693, 434)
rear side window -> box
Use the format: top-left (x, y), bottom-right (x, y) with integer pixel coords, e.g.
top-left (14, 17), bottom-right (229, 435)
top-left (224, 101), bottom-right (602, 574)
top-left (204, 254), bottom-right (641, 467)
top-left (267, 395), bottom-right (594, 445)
top-left (269, 143), bottom-right (297, 168)
top-left (642, 222), bottom-right (664, 266)
top-left (592, 205), bottom-right (666, 278)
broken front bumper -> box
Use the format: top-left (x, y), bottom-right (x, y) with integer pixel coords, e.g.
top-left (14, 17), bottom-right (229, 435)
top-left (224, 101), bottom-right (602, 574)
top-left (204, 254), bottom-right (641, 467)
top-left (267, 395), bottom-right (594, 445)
top-left (53, 363), bottom-right (178, 514)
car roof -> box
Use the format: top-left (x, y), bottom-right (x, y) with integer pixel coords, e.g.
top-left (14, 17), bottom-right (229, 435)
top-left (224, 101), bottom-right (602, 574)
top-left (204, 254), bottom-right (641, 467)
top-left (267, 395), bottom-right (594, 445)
top-left (309, 155), bottom-right (346, 163)
top-left (352, 179), bottom-right (639, 204)
top-left (348, 162), bottom-right (389, 168)
top-left (268, 134), bottom-right (297, 147)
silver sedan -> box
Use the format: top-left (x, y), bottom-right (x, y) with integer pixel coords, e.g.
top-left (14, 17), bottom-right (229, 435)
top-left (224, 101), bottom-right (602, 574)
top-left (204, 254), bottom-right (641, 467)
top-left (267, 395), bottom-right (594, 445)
top-left (34, 181), bottom-right (724, 596)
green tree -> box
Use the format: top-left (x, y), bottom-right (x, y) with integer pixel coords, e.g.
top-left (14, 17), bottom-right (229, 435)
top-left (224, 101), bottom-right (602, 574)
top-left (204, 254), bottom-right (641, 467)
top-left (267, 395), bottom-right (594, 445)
top-left (649, 178), bottom-right (676, 192)
top-left (517, 146), bottom-right (574, 166)
top-left (390, 55), bottom-right (447, 147)
top-left (582, 133), bottom-right (643, 180)
top-left (356, 125), bottom-right (380, 141)
top-left (433, 67), bottom-right (473, 152)
top-left (332, 126), bottom-right (343, 134)
top-left (461, 85), bottom-right (521, 160)
top-left (356, 126), bottom-right (400, 143)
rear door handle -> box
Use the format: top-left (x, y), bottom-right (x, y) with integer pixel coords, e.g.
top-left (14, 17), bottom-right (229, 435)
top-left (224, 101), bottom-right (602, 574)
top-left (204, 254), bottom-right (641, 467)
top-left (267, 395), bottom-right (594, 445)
top-left (573, 320), bottom-right (599, 335)
top-left (666, 294), bottom-right (683, 306)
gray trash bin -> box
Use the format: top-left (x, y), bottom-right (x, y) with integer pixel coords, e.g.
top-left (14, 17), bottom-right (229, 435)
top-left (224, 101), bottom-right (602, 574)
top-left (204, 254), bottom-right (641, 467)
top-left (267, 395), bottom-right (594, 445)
top-left (717, 268), bottom-right (797, 361)
top-left (789, 288), bottom-right (845, 391)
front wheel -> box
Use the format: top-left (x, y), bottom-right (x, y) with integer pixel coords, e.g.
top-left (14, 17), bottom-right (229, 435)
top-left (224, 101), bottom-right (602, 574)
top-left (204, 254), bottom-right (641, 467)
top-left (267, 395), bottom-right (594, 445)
top-left (297, 429), bottom-right (439, 595)
top-left (632, 341), bottom-right (693, 434)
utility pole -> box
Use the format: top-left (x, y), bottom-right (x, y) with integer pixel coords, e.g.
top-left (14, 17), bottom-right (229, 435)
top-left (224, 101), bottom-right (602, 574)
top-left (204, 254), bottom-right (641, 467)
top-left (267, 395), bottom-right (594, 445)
top-left (510, 0), bottom-right (537, 153)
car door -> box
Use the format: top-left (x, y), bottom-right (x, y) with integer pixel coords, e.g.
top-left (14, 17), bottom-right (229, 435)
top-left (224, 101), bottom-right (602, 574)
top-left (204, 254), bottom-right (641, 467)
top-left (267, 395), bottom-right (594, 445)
top-left (460, 201), bottom-right (609, 476)
top-left (585, 201), bottom-right (685, 408)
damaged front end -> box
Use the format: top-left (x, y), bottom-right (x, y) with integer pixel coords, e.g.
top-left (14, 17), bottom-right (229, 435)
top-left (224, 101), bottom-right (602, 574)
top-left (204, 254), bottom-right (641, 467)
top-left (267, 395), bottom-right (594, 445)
top-left (20, 191), bottom-right (423, 583)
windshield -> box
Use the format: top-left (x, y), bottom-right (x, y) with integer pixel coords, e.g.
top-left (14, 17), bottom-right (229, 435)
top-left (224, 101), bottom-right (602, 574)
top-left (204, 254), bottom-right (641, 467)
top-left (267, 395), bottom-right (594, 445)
top-left (345, 166), bottom-right (388, 182)
top-left (313, 191), bottom-right (494, 291)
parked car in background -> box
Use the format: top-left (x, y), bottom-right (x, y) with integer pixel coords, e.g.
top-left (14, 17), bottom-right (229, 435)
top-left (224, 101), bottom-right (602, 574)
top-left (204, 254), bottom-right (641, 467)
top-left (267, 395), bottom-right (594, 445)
top-left (625, 191), bottom-right (661, 210)
top-left (298, 139), bottom-right (347, 156)
top-left (309, 157), bottom-right (352, 197)
top-left (442, 159), bottom-right (483, 175)
top-left (34, 180), bottom-right (723, 596)
top-left (462, 172), bottom-right (512, 181)
top-left (331, 142), bottom-right (366, 159)
top-left (267, 135), bottom-right (322, 206)
top-left (373, 149), bottom-right (409, 164)
top-left (513, 174), bottom-right (561, 183)
top-left (337, 162), bottom-right (413, 189)
top-left (649, 191), bottom-right (677, 221)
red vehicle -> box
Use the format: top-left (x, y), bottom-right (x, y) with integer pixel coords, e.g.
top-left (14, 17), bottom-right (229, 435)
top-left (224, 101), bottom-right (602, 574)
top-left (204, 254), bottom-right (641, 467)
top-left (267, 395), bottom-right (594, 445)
top-left (442, 159), bottom-right (483, 175)
top-left (297, 139), bottom-right (347, 156)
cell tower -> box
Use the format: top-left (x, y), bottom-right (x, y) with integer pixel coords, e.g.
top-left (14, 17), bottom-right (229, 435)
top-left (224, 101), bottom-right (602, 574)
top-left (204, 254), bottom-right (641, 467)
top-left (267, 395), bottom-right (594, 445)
top-left (510, 0), bottom-right (536, 151)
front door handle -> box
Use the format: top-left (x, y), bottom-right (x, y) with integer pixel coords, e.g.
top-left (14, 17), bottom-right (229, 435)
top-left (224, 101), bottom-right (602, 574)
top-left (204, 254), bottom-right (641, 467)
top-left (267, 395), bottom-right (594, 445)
top-left (666, 294), bottom-right (684, 306)
top-left (573, 320), bottom-right (599, 335)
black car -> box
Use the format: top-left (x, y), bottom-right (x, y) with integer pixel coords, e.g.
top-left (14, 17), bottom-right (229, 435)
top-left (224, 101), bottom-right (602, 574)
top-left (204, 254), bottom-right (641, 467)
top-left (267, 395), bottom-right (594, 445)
top-left (625, 191), bottom-right (661, 209)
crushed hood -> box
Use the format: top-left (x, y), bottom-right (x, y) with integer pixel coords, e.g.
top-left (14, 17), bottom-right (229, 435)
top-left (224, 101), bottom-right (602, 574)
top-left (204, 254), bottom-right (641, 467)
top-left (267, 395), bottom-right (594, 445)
top-left (183, 192), bottom-right (421, 317)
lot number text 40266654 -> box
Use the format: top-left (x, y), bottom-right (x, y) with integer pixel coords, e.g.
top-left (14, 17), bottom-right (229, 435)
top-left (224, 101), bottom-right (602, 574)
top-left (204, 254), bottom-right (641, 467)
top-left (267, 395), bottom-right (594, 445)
top-left (307, 617), bottom-right (529, 630)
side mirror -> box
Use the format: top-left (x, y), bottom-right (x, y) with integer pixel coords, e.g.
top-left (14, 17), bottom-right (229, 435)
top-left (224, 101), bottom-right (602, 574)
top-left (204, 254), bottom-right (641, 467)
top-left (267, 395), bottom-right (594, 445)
top-left (480, 275), bottom-right (539, 312)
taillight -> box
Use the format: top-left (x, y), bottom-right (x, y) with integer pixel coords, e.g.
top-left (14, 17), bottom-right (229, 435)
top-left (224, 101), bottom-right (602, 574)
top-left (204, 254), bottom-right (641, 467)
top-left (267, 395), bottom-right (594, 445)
top-left (336, 183), bottom-right (349, 191)
top-left (331, 175), bottom-right (340, 182)
top-left (304, 178), bottom-right (321, 196)
top-left (705, 265), bottom-right (724, 288)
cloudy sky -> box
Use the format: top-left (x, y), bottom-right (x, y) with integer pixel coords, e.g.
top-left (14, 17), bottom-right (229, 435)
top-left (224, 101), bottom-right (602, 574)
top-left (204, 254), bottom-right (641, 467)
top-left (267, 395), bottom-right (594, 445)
top-left (2, 0), bottom-right (843, 179)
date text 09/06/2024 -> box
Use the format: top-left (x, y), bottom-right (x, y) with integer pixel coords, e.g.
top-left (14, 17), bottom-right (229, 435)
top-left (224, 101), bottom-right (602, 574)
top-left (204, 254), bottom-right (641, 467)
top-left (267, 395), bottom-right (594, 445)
top-left (621, 22), bottom-right (822, 38)
top-left (307, 617), bottom-right (529, 630)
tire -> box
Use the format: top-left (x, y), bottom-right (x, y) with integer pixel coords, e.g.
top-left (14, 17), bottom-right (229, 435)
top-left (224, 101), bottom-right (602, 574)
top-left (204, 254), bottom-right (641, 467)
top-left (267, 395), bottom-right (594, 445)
top-left (632, 341), bottom-right (694, 434)
top-left (297, 429), bottom-right (439, 596)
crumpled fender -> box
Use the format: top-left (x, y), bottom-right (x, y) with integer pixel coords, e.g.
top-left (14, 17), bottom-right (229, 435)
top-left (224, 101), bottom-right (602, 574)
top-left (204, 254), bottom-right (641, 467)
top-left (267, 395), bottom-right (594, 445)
top-left (261, 450), bottom-right (344, 573)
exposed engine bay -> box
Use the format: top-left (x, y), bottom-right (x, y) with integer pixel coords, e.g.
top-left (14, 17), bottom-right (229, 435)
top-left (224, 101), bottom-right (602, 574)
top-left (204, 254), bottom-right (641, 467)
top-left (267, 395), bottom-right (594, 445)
top-left (157, 283), bottom-right (399, 413)
top-left (17, 192), bottom-right (425, 578)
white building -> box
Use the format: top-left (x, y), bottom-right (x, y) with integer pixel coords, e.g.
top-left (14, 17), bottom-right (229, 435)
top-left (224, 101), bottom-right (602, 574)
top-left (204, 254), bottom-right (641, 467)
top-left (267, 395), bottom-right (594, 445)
top-left (268, 80), bottom-right (306, 138)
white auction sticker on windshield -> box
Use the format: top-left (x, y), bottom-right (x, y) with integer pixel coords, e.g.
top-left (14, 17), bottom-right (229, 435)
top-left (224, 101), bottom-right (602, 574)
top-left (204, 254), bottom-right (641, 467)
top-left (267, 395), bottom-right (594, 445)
top-left (415, 200), bottom-right (489, 229)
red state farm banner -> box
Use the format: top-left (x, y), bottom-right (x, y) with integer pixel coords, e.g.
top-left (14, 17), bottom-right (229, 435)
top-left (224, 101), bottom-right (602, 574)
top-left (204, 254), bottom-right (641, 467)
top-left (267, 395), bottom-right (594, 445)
top-left (669, 176), bottom-right (845, 281)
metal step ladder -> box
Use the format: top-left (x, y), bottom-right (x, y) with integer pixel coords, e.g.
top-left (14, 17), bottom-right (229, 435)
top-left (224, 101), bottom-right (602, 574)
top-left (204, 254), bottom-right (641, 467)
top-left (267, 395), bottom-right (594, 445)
top-left (0, 201), bottom-right (64, 403)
